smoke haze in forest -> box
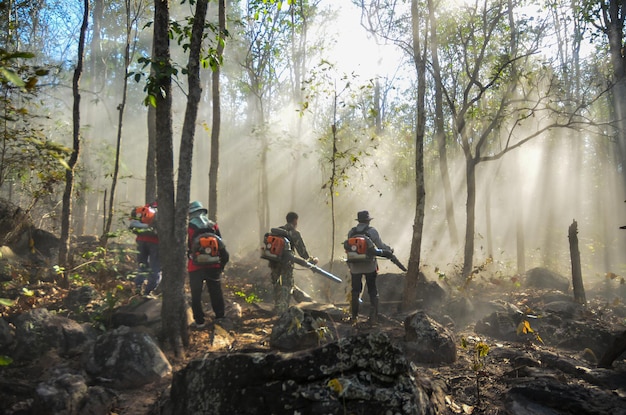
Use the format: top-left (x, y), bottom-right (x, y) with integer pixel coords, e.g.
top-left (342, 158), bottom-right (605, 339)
top-left (3, 0), bottom-right (624, 288)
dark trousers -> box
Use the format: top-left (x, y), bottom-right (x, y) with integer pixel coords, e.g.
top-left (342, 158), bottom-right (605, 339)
top-left (350, 271), bottom-right (378, 317)
top-left (189, 268), bottom-right (225, 324)
top-left (134, 240), bottom-right (161, 295)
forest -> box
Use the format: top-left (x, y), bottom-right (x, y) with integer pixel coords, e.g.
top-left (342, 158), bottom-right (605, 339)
top-left (2, 0), bottom-right (626, 413)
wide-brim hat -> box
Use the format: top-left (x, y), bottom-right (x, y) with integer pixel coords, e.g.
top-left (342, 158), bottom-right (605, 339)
top-left (356, 210), bottom-right (373, 222)
top-left (189, 200), bottom-right (208, 214)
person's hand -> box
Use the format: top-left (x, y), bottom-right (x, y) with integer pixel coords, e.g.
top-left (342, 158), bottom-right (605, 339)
top-left (309, 257), bottom-right (319, 265)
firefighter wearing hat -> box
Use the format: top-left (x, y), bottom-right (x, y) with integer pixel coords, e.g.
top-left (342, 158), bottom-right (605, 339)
top-left (346, 210), bottom-right (393, 324)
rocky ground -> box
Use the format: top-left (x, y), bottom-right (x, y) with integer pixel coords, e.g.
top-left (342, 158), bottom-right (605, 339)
top-left (2, 246), bottom-right (626, 414)
top-left (114, 271), bottom-right (626, 414)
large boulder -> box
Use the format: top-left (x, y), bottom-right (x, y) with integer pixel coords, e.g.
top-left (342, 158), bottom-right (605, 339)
top-left (111, 296), bottom-right (162, 328)
top-left (64, 285), bottom-right (100, 311)
top-left (524, 267), bottom-right (570, 293)
top-left (32, 370), bottom-right (118, 415)
top-left (10, 308), bottom-right (97, 361)
top-left (269, 305), bottom-right (334, 352)
top-left (490, 346), bottom-right (626, 414)
top-left (84, 325), bottom-right (171, 389)
top-left (164, 332), bottom-right (446, 415)
top-left (404, 310), bottom-right (457, 364)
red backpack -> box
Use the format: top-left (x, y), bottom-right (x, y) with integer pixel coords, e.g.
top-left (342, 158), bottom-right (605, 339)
top-left (343, 229), bottom-right (376, 263)
top-left (261, 228), bottom-right (292, 261)
top-left (189, 214), bottom-right (225, 265)
top-left (130, 205), bottom-right (156, 225)
top-left (190, 231), bottom-right (224, 265)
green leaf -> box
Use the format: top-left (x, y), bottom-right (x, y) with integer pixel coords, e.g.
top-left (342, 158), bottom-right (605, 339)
top-left (0, 298), bottom-right (14, 306)
top-left (0, 67), bottom-right (25, 87)
top-left (146, 95), bottom-right (157, 108)
top-left (57, 157), bottom-right (71, 170)
top-left (0, 355), bottom-right (13, 366)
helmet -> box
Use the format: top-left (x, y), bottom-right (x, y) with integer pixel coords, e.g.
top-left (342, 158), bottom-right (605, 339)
top-left (189, 201), bottom-right (207, 214)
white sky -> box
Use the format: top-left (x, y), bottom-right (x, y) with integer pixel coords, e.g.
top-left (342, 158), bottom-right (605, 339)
top-left (321, 1), bottom-right (405, 80)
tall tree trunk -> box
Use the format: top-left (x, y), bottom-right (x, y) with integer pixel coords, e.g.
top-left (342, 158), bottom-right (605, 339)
top-left (603, 0), bottom-right (626, 191)
top-left (428, 0), bottom-right (458, 247)
top-left (58, 0), bottom-right (88, 287)
top-left (402, 0), bottom-right (427, 311)
top-left (208, 0), bottom-right (225, 221)
top-left (462, 156), bottom-right (477, 279)
top-left (485, 186), bottom-right (493, 258)
top-left (515, 153), bottom-right (525, 274)
top-left (154, 0), bottom-right (186, 356)
top-left (75, 0), bottom-right (103, 236)
top-left (167, 0), bottom-right (211, 353)
top-left (289, 1), bottom-right (308, 212)
top-left (258, 132), bottom-right (270, 237)
top-left (103, 0), bottom-right (134, 244)
top-left (146, 41), bottom-right (158, 204)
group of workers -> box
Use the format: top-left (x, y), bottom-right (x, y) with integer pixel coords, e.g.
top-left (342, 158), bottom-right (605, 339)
top-left (129, 202), bottom-right (395, 328)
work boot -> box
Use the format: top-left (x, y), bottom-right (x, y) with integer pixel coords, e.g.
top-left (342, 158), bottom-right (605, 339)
top-left (351, 294), bottom-right (360, 322)
top-left (292, 285), bottom-right (313, 303)
top-left (369, 297), bottom-right (379, 324)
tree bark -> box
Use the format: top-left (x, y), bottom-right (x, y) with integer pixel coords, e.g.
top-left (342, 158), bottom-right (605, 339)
top-left (58, 0), bottom-right (88, 287)
top-left (75, 0), bottom-right (103, 236)
top-left (602, 0), bottom-right (626, 191)
top-left (568, 220), bottom-right (586, 305)
top-left (146, 41), bottom-right (158, 204)
top-left (462, 155), bottom-right (477, 279)
top-left (153, 0), bottom-right (187, 356)
top-left (208, 0), bottom-right (225, 221)
top-left (102, 0), bottom-right (133, 244)
top-left (428, 0), bottom-right (458, 247)
top-left (402, 0), bottom-right (426, 311)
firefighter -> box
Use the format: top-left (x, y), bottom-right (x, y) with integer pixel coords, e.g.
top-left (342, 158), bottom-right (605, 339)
top-left (346, 210), bottom-right (393, 324)
top-left (268, 212), bottom-right (318, 314)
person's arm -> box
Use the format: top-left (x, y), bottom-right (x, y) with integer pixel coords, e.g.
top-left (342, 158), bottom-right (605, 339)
top-left (369, 227), bottom-right (392, 252)
top-left (292, 231), bottom-right (309, 259)
top-left (220, 246), bottom-right (230, 268)
top-left (129, 219), bottom-right (149, 229)
top-left (292, 230), bottom-right (319, 263)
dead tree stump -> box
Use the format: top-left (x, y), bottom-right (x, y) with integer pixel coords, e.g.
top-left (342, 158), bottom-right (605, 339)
top-left (568, 219), bottom-right (586, 305)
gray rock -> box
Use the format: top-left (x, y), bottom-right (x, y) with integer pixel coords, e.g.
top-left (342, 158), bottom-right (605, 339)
top-left (84, 325), bottom-right (171, 389)
top-left (475, 310), bottom-right (525, 342)
top-left (269, 305), bottom-right (333, 351)
top-left (64, 285), bottom-right (99, 310)
top-left (11, 308), bottom-right (97, 360)
top-left (404, 310), bottom-right (457, 364)
top-left (505, 378), bottom-right (626, 415)
top-left (164, 332), bottom-right (444, 415)
top-left (542, 300), bottom-right (583, 319)
top-left (111, 296), bottom-right (162, 328)
top-left (32, 371), bottom-right (117, 415)
top-left (524, 267), bottom-right (570, 292)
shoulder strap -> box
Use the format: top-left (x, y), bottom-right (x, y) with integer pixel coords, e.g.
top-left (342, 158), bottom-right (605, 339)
top-left (190, 214), bottom-right (215, 230)
top-left (349, 226), bottom-right (370, 238)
